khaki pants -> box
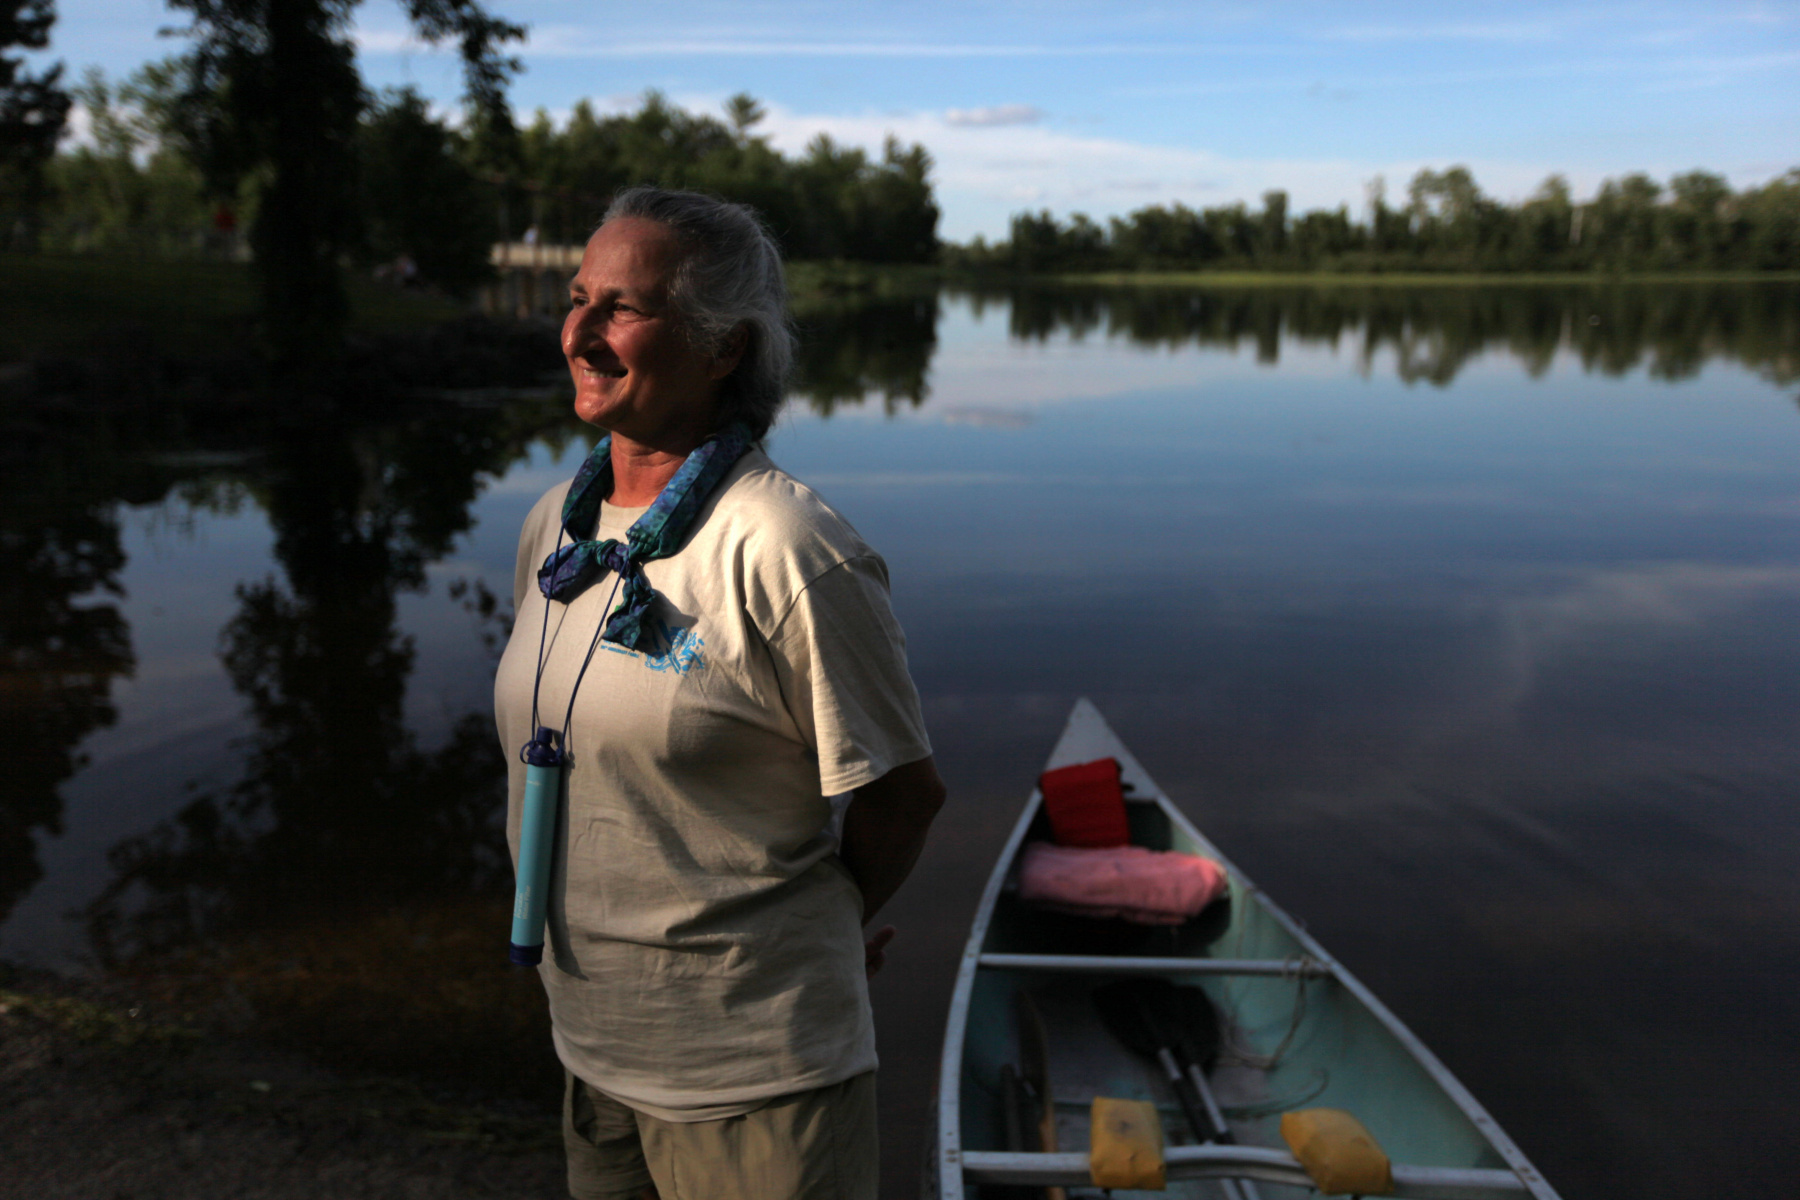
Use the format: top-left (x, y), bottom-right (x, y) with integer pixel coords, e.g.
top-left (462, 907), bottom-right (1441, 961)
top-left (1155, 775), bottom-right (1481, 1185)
top-left (562, 1070), bottom-right (879, 1200)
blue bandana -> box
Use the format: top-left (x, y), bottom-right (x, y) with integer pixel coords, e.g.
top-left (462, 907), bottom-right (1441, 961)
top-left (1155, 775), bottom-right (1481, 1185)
top-left (537, 423), bottom-right (753, 651)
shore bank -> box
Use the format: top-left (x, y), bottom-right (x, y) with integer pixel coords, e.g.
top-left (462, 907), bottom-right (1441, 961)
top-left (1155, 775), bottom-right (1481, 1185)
top-left (0, 963), bottom-right (565, 1199)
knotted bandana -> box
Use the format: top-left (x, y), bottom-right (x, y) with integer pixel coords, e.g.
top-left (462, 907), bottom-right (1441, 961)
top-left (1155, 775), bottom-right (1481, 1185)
top-left (538, 423), bottom-right (753, 651)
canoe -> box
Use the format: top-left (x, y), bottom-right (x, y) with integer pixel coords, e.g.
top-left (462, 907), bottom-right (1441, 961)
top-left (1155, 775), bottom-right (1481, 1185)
top-left (927, 699), bottom-right (1562, 1199)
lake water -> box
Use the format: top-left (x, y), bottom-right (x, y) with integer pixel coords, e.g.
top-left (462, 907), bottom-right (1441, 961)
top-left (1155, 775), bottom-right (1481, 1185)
top-left (2, 281), bottom-right (1796, 1199)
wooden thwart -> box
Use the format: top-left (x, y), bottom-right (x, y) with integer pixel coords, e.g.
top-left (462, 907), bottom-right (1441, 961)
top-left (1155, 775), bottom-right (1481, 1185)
top-left (961, 1147), bottom-right (1531, 1199)
top-left (977, 953), bottom-right (1332, 978)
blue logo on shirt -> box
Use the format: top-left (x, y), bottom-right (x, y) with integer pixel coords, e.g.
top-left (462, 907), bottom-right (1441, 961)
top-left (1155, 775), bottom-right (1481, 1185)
top-left (644, 623), bottom-right (705, 675)
top-left (598, 618), bottom-right (705, 675)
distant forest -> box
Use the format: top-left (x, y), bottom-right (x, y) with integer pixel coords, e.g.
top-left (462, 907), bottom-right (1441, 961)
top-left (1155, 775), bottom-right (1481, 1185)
top-left (26, 61), bottom-right (1799, 284)
top-left (955, 167), bottom-right (1800, 274)
top-left (33, 64), bottom-right (939, 291)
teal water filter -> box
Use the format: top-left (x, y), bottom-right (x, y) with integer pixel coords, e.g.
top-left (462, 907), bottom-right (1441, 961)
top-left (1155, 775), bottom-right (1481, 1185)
top-left (510, 727), bottom-right (562, 965)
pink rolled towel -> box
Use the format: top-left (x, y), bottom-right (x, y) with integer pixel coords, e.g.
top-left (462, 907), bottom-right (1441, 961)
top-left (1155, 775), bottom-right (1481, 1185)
top-left (1017, 841), bottom-right (1228, 926)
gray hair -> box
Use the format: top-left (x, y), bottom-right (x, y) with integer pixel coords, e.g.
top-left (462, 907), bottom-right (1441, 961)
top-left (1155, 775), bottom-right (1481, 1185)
top-left (602, 187), bottom-right (794, 441)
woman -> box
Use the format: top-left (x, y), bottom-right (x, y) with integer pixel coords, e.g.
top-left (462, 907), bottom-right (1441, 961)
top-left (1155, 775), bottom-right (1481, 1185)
top-left (494, 187), bottom-right (945, 1200)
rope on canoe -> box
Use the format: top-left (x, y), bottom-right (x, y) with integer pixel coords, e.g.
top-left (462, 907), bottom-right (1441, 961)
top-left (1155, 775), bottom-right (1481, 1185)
top-left (1218, 961), bottom-right (1311, 1072)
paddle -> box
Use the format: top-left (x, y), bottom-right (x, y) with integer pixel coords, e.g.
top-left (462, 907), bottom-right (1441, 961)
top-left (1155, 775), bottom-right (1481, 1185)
top-left (1093, 979), bottom-right (1261, 1200)
top-left (1015, 990), bottom-right (1067, 1200)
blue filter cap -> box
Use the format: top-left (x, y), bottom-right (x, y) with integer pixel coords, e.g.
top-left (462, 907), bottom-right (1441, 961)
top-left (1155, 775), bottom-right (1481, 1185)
top-left (522, 726), bottom-right (562, 768)
top-left (509, 942), bottom-right (544, 967)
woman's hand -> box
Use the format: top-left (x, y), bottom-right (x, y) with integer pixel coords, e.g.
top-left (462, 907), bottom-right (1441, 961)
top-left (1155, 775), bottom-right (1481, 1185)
top-left (864, 925), bottom-right (897, 979)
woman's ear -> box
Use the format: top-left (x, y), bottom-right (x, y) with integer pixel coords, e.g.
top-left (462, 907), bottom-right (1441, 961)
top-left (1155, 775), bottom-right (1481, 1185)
top-left (709, 325), bottom-right (750, 380)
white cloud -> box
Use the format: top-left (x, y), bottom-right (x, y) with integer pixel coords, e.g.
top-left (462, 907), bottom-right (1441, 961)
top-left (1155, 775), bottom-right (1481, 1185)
top-left (943, 104), bottom-right (1044, 128)
top-left (743, 99), bottom-right (1576, 239)
top-left (1321, 19), bottom-right (1570, 43)
top-left (463, 29), bottom-right (1204, 59)
top-left (60, 103), bottom-right (95, 149)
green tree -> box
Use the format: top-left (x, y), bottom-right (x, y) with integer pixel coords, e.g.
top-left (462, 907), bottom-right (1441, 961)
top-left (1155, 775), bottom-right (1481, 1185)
top-left (1514, 175), bottom-right (1575, 269)
top-left (724, 92), bottom-right (764, 144)
top-left (358, 87), bottom-right (492, 294)
top-left (0, 0), bottom-right (69, 245)
top-left (510, 92), bottom-right (939, 264)
top-left (1666, 170), bottom-right (1731, 266)
top-left (1735, 169), bottom-right (1800, 270)
top-left (1259, 189), bottom-right (1288, 258)
top-left (166, 0), bottom-right (523, 356)
top-left (1589, 173), bottom-right (1663, 269)
top-left (41, 65), bottom-right (211, 253)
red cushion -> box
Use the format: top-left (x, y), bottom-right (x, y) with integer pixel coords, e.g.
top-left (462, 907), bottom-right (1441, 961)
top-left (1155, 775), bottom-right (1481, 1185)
top-left (1039, 757), bottom-right (1130, 847)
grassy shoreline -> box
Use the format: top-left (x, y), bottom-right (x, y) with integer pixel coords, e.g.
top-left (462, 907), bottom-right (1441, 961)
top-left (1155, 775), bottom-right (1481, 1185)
top-left (955, 266), bottom-right (1800, 288)
top-left (0, 253), bottom-right (467, 361)
top-left (794, 260), bottom-right (1800, 292)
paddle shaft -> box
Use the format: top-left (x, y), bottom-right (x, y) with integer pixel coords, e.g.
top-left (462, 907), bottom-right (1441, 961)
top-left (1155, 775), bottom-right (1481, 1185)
top-left (1094, 980), bottom-right (1264, 1200)
top-left (1152, 1049), bottom-right (1253, 1200)
top-left (1184, 1059), bottom-right (1262, 1200)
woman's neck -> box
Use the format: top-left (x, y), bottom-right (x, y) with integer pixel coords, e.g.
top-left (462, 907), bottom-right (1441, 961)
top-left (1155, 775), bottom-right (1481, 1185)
top-left (606, 434), bottom-right (696, 506)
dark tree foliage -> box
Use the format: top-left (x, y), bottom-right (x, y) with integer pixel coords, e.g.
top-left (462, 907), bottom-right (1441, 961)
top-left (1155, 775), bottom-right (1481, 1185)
top-left (36, 83), bottom-right (940, 276)
top-left (953, 165), bottom-right (1800, 274)
top-left (164, 0), bottom-right (523, 353)
top-left (358, 87), bottom-right (492, 294)
top-left (0, 0), bottom-right (70, 244)
top-left (514, 94), bottom-right (939, 263)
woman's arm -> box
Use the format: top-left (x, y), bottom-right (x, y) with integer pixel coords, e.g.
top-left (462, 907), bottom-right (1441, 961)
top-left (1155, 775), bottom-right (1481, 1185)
top-left (838, 755), bottom-right (947, 924)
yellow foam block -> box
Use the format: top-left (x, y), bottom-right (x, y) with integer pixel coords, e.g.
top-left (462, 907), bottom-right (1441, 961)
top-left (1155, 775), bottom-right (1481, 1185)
top-left (1089, 1096), bottom-right (1165, 1190)
top-left (1280, 1108), bottom-right (1394, 1196)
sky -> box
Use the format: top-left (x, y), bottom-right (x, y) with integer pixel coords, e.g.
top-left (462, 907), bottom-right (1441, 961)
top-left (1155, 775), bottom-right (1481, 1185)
top-left (37, 0), bottom-right (1800, 241)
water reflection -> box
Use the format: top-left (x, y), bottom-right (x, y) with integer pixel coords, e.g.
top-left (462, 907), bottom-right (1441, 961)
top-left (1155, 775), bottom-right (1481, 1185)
top-left (962, 280), bottom-right (1799, 386)
top-left (44, 387), bottom-right (591, 1089)
top-left (0, 281), bottom-right (1794, 1196)
top-left (0, 425), bottom-right (135, 923)
top-left (87, 416), bottom-right (509, 961)
top-left (793, 288), bottom-right (939, 414)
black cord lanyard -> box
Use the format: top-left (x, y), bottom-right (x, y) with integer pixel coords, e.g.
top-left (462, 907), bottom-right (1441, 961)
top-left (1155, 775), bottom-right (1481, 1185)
top-left (523, 522), bottom-right (624, 766)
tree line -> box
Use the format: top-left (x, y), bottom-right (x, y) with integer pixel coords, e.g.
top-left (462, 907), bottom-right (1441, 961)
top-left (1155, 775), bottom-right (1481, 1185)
top-left (2, 0), bottom-right (939, 358)
top-left (512, 93), bottom-right (938, 265)
top-left (31, 71), bottom-right (942, 279)
top-left (953, 167), bottom-right (1800, 274)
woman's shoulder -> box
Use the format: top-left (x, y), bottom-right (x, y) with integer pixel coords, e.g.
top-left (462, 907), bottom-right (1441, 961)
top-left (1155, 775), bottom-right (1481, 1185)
top-left (713, 449), bottom-right (874, 565)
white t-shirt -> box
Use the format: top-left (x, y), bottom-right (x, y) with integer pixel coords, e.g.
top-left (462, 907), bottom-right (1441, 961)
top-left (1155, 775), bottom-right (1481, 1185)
top-left (494, 447), bottom-right (932, 1120)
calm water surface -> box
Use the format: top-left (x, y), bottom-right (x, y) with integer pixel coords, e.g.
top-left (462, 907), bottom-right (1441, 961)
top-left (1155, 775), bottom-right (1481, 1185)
top-left (2, 283), bottom-right (1796, 1199)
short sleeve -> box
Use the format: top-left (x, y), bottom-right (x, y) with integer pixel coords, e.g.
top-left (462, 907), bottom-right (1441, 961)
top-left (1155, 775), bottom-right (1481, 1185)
top-left (764, 554), bottom-right (933, 796)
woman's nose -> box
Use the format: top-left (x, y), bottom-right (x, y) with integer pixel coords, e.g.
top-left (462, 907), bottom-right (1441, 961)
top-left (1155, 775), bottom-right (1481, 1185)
top-left (564, 306), bottom-right (607, 355)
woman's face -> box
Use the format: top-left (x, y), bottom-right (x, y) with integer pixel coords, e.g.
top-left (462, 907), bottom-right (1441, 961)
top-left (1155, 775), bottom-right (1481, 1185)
top-left (562, 217), bottom-right (738, 446)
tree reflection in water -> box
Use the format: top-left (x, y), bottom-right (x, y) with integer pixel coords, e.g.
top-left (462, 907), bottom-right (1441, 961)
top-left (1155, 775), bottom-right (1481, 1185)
top-left (979, 280), bottom-right (1800, 387)
top-left (793, 288), bottom-right (939, 415)
top-left (80, 387), bottom-right (579, 1094)
top-left (0, 432), bottom-right (136, 924)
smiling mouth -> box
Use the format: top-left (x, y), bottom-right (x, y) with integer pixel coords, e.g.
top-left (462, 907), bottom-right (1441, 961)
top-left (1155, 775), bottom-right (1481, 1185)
top-left (582, 366), bottom-right (627, 380)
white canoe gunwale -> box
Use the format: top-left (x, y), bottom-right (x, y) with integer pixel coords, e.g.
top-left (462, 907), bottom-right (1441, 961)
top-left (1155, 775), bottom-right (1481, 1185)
top-left (931, 698), bottom-right (1561, 1200)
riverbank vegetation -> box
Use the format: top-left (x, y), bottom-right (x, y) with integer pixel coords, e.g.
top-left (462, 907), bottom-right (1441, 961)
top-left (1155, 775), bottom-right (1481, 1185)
top-left (0, 251), bottom-right (465, 360)
top-left (950, 167), bottom-right (1800, 276)
top-left (23, 65), bottom-right (940, 288)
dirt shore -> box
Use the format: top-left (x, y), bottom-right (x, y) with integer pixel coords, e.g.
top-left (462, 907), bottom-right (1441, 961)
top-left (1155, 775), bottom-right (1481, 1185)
top-left (0, 966), bottom-right (566, 1200)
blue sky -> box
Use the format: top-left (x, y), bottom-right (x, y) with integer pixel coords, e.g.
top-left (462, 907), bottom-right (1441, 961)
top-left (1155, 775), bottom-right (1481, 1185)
top-left (41, 0), bottom-right (1800, 240)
